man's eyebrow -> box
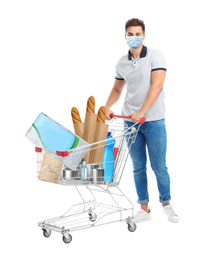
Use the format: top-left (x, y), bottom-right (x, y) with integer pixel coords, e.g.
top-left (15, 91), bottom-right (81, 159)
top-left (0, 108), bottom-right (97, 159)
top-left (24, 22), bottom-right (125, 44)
top-left (127, 32), bottom-right (141, 35)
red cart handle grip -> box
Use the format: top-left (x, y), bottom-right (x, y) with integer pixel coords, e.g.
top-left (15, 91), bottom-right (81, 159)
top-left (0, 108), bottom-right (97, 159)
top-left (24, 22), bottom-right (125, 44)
top-left (110, 114), bottom-right (146, 125)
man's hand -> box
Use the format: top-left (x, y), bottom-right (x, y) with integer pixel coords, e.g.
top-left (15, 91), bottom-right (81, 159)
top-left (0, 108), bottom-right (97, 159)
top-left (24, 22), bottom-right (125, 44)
top-left (131, 111), bottom-right (145, 123)
top-left (105, 107), bottom-right (114, 120)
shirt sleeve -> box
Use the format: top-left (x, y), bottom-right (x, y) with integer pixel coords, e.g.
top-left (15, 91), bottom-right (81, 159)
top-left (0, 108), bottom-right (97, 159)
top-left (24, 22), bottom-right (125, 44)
top-left (115, 71), bottom-right (124, 80)
top-left (115, 61), bottom-right (125, 80)
top-left (151, 50), bottom-right (167, 72)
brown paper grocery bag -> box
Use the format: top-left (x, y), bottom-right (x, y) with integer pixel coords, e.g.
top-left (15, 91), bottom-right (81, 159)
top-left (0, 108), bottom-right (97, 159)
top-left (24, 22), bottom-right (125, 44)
top-left (73, 122), bottom-right (84, 138)
top-left (89, 122), bottom-right (109, 167)
top-left (39, 152), bottom-right (63, 183)
top-left (82, 112), bottom-right (97, 163)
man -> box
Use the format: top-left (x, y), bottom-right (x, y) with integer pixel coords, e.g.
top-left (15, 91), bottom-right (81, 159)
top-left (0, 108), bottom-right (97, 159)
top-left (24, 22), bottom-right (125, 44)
top-left (105, 18), bottom-right (179, 223)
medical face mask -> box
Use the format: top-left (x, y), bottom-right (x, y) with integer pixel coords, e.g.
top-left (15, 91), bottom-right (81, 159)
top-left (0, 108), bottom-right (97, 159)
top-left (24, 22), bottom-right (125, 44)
top-left (126, 36), bottom-right (143, 49)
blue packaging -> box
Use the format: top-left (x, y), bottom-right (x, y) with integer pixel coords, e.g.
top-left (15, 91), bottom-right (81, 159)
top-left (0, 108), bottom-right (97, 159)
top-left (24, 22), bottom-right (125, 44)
top-left (101, 132), bottom-right (116, 182)
top-left (25, 112), bottom-right (89, 170)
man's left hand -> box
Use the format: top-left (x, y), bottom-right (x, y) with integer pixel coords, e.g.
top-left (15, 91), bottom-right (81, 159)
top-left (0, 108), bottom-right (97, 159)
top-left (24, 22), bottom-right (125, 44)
top-left (130, 111), bottom-right (145, 123)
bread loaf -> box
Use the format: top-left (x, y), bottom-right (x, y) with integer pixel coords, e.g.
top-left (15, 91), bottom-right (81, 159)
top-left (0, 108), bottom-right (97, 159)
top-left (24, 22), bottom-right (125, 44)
top-left (86, 96), bottom-right (95, 113)
top-left (71, 107), bottom-right (82, 124)
top-left (97, 106), bottom-right (106, 123)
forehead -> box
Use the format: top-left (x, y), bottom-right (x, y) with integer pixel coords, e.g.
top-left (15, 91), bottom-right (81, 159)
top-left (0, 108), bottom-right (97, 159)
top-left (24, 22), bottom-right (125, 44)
top-left (126, 26), bottom-right (143, 33)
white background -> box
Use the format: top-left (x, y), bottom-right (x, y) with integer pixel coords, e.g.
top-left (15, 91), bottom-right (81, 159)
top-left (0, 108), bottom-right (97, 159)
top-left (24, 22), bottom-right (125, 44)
top-left (1, 0), bottom-right (208, 259)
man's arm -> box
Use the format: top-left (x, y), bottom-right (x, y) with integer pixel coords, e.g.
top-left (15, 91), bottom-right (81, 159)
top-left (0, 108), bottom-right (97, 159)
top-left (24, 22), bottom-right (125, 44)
top-left (105, 79), bottom-right (126, 120)
top-left (131, 70), bottom-right (166, 123)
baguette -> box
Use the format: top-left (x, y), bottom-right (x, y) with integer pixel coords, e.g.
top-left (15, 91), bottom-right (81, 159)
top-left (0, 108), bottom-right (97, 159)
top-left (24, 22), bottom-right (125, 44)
top-left (86, 96), bottom-right (95, 113)
top-left (71, 107), bottom-right (82, 124)
top-left (97, 106), bottom-right (106, 123)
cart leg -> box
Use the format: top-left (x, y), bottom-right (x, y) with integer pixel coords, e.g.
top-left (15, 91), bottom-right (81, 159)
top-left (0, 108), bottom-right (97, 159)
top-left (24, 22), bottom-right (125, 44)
top-left (116, 186), bottom-right (134, 217)
top-left (75, 186), bottom-right (86, 211)
top-left (107, 187), bottom-right (123, 220)
top-left (86, 186), bottom-right (96, 210)
top-left (75, 186), bottom-right (96, 212)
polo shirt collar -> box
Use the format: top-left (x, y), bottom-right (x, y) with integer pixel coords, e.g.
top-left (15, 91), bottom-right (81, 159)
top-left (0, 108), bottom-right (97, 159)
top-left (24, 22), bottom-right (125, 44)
top-left (128, 45), bottom-right (147, 60)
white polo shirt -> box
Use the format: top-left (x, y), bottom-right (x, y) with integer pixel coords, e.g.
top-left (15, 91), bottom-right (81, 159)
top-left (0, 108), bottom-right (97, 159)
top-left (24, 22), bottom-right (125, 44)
top-left (115, 45), bottom-right (167, 122)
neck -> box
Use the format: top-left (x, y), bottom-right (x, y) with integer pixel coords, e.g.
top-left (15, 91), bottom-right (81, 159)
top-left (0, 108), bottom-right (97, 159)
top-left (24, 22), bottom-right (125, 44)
top-left (130, 44), bottom-right (143, 59)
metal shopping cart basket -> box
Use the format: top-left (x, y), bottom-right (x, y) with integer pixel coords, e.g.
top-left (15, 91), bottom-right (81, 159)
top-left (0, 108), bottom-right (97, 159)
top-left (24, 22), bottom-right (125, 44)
top-left (35, 115), bottom-right (146, 243)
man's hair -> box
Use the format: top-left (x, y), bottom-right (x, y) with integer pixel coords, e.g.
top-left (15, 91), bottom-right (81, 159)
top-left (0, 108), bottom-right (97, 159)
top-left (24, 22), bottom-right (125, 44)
top-left (125, 18), bottom-right (145, 33)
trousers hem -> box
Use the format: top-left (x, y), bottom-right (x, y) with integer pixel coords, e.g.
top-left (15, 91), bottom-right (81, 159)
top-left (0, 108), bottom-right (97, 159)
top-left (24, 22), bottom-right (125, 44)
top-left (159, 196), bottom-right (171, 204)
top-left (137, 199), bottom-right (149, 204)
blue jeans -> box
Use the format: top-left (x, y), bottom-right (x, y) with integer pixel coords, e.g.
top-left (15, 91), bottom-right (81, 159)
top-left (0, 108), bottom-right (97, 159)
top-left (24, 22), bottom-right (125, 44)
top-left (124, 119), bottom-right (171, 204)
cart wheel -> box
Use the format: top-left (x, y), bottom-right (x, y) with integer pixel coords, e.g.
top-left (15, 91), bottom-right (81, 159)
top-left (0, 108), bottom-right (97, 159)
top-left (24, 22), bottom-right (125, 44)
top-left (89, 215), bottom-right (97, 222)
top-left (62, 233), bottom-right (72, 244)
top-left (42, 229), bottom-right (51, 238)
top-left (89, 213), bottom-right (97, 222)
top-left (127, 223), bottom-right (137, 232)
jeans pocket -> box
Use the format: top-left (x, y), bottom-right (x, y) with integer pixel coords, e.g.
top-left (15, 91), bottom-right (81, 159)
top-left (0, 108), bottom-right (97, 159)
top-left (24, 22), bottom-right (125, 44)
top-left (146, 119), bottom-right (166, 136)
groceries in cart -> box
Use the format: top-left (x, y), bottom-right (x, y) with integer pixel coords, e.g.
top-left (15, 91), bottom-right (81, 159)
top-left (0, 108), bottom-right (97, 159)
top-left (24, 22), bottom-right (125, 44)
top-left (38, 152), bottom-right (63, 184)
top-left (71, 97), bottom-right (109, 165)
top-left (26, 96), bottom-right (142, 185)
top-left (70, 96), bottom-right (118, 183)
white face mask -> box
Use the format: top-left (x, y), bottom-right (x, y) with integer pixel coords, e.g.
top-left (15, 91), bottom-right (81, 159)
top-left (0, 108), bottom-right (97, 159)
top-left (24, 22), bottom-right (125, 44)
top-left (126, 36), bottom-right (143, 49)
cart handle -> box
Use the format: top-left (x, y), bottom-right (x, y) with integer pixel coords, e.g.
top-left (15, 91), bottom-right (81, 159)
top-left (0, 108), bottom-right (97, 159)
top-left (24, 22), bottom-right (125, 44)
top-left (110, 114), bottom-right (146, 125)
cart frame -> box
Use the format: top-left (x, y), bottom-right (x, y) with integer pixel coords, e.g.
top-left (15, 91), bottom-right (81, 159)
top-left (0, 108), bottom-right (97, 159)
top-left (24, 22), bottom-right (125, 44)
top-left (35, 115), bottom-right (145, 243)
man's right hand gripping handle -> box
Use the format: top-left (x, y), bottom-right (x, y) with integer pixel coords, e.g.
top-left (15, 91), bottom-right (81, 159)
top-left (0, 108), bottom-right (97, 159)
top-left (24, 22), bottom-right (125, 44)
top-left (105, 107), bottom-right (114, 120)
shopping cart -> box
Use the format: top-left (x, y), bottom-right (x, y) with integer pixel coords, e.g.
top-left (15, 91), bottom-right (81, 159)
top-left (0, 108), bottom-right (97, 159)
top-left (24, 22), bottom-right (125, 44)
top-left (35, 115), bottom-right (146, 243)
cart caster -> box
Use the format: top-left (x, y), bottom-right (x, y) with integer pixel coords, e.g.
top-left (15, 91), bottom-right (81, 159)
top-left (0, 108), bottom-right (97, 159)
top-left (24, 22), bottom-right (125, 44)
top-left (62, 233), bottom-right (72, 244)
top-left (89, 215), bottom-right (97, 222)
top-left (88, 208), bottom-right (97, 222)
top-left (42, 228), bottom-right (51, 238)
top-left (127, 223), bottom-right (137, 232)
top-left (89, 212), bottom-right (97, 222)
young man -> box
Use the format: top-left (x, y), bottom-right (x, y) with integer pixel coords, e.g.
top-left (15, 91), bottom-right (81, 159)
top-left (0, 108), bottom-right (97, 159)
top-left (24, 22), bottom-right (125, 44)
top-left (105, 18), bottom-right (179, 223)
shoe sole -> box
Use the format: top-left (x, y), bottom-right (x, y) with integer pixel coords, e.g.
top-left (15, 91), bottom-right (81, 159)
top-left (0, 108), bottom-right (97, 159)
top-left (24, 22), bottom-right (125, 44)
top-left (132, 218), bottom-right (151, 224)
top-left (168, 217), bottom-right (180, 223)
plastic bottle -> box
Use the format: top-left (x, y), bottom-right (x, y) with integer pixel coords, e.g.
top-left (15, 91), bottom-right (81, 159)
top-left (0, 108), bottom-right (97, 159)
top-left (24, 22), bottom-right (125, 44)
top-left (101, 132), bottom-right (116, 182)
top-left (81, 160), bottom-right (87, 180)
